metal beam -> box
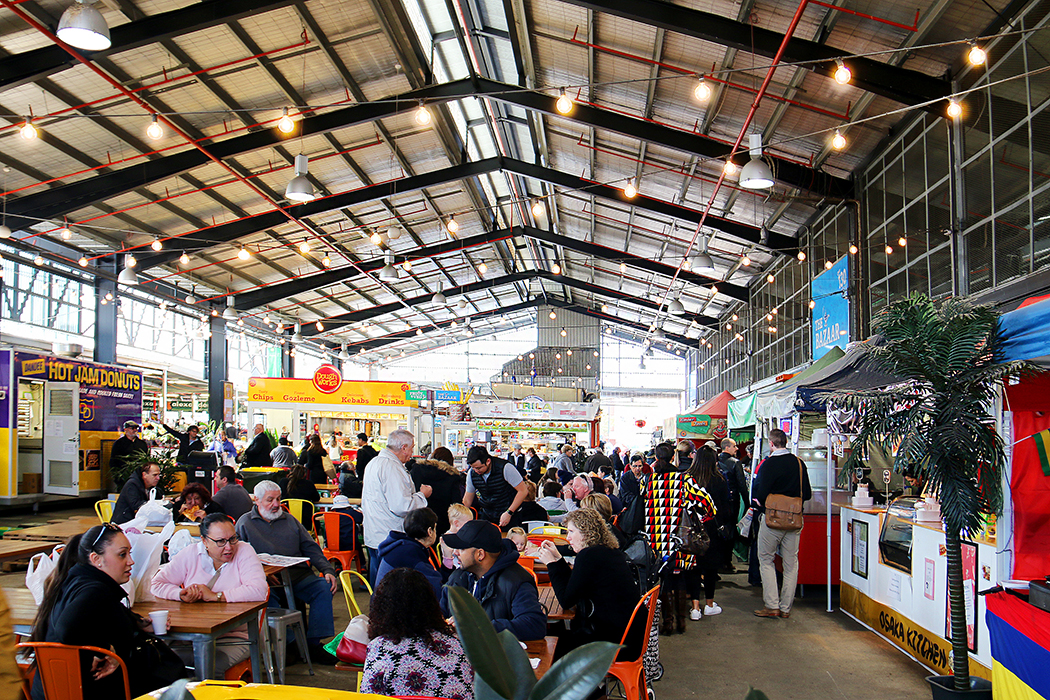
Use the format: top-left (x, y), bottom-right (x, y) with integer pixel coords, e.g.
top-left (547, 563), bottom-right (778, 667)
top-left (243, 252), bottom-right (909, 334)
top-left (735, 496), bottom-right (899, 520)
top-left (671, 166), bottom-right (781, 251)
top-left (7, 77), bottom-right (846, 229)
top-left (0, 0), bottom-right (297, 91)
top-left (555, 0), bottom-right (950, 107)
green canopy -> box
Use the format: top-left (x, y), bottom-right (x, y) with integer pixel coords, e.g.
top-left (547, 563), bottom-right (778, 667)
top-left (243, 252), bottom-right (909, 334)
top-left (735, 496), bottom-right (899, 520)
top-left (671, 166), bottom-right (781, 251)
top-left (726, 346), bottom-right (847, 429)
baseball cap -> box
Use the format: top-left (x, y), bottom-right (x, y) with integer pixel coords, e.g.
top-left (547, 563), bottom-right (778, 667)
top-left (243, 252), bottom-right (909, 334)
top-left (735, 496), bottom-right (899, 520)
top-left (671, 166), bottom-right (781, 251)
top-left (442, 520), bottom-right (502, 553)
top-left (123, 420), bottom-right (140, 429)
top-left (332, 495), bottom-right (350, 508)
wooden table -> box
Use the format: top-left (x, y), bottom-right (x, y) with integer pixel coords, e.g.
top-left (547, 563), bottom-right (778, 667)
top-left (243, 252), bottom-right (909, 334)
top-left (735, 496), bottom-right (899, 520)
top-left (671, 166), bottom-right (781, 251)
top-left (524, 636), bottom-right (558, 678)
top-left (0, 540), bottom-right (63, 563)
top-left (2, 518), bottom-right (99, 542)
top-left (144, 523), bottom-right (201, 537)
top-left (538, 585), bottom-right (574, 621)
top-left (316, 496), bottom-right (361, 510)
top-left (5, 587), bottom-right (37, 634)
top-left (134, 599), bottom-right (268, 682)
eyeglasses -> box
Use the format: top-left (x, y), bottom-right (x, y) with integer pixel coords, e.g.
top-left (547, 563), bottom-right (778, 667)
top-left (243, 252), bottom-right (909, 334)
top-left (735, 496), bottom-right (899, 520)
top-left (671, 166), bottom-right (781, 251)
top-left (90, 522), bottom-right (121, 548)
top-left (205, 535), bottom-right (239, 547)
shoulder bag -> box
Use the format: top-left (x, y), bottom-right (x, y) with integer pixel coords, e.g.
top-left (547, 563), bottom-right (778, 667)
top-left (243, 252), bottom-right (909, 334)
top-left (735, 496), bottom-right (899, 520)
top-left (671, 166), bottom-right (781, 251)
top-left (764, 457), bottom-right (805, 531)
top-left (676, 476), bottom-right (711, 555)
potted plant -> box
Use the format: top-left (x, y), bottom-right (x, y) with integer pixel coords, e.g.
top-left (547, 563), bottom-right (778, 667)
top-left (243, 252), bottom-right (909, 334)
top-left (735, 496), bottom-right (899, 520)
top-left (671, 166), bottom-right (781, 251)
top-left (835, 294), bottom-right (1032, 699)
top-left (114, 451), bottom-right (182, 496)
top-left (446, 586), bottom-right (619, 700)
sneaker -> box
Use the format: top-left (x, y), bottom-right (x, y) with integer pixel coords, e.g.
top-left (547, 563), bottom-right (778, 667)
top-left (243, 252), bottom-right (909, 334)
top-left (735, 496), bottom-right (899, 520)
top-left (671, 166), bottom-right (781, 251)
top-left (689, 608), bottom-right (702, 621)
top-left (704, 603), bottom-right (723, 616)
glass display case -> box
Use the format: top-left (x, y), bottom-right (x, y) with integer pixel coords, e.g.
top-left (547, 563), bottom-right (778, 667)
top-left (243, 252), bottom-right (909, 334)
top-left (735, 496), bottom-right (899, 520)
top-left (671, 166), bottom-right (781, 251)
top-left (879, 496), bottom-right (921, 573)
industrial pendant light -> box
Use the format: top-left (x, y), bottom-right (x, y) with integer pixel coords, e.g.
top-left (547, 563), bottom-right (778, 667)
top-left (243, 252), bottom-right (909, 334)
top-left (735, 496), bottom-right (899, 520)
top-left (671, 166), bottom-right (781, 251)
top-left (222, 297), bottom-right (238, 321)
top-left (338, 343), bottom-right (350, 361)
top-left (291, 322), bottom-right (303, 344)
top-left (285, 154), bottom-right (316, 202)
top-left (692, 251), bottom-right (714, 274)
top-left (117, 266), bottom-right (137, 285)
top-left (739, 134), bottom-right (775, 190)
top-left (668, 297), bottom-right (685, 315)
top-left (379, 252), bottom-right (398, 281)
top-left (432, 282), bottom-right (447, 306)
top-left (57, 0), bottom-right (111, 51)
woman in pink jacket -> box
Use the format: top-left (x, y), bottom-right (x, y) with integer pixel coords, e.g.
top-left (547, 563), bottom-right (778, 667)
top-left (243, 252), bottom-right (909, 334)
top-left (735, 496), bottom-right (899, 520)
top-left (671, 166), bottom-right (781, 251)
top-left (151, 513), bottom-right (268, 674)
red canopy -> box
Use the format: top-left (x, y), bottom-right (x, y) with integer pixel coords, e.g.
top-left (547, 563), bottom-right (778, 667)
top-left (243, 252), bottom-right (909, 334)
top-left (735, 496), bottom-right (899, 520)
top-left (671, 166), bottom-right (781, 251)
top-left (690, 390), bottom-right (735, 418)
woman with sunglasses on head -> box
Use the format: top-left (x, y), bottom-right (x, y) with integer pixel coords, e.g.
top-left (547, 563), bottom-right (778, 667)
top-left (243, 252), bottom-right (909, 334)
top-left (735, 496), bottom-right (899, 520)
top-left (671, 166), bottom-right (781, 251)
top-left (151, 513), bottom-right (268, 673)
top-left (30, 523), bottom-right (186, 700)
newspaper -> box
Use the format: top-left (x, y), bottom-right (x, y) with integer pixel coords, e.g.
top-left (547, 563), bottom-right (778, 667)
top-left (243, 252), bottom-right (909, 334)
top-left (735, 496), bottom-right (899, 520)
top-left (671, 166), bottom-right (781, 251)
top-left (257, 553), bottom-right (309, 567)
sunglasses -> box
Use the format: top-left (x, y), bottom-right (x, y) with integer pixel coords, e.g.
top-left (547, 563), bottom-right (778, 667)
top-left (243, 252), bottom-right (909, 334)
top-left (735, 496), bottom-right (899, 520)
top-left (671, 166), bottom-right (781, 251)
top-left (90, 522), bottom-right (121, 548)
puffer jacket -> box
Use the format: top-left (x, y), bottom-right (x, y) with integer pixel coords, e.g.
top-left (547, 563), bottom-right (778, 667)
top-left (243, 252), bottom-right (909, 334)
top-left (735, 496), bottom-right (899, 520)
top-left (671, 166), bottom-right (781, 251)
top-left (375, 531), bottom-right (441, 597)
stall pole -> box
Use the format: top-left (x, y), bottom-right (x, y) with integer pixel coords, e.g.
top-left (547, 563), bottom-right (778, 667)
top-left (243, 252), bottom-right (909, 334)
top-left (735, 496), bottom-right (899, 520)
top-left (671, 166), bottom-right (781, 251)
top-left (429, 390), bottom-right (436, 457)
top-left (826, 429), bottom-right (834, 613)
top-left (162, 368), bottom-right (168, 424)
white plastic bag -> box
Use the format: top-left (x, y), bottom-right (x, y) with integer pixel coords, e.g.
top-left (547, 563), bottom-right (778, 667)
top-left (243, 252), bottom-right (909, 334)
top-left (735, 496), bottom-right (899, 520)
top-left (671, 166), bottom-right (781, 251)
top-left (130, 520), bottom-right (175, 603)
top-left (166, 527), bottom-right (195, 559)
top-left (136, 498), bottom-right (173, 526)
top-left (737, 507), bottom-right (754, 537)
top-left (26, 552), bottom-right (55, 605)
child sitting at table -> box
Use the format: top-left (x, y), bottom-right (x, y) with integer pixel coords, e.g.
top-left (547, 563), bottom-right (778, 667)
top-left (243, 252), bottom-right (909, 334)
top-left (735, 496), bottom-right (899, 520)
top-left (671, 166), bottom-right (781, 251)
top-left (506, 527), bottom-right (540, 556)
top-left (441, 504), bottom-right (473, 569)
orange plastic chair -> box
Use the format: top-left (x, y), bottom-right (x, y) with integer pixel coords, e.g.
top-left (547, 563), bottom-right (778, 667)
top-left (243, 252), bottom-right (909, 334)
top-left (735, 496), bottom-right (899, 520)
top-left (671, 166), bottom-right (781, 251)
top-left (605, 585), bottom-right (660, 700)
top-left (517, 556), bottom-right (539, 586)
top-left (17, 642), bottom-right (131, 700)
top-left (314, 511), bottom-right (360, 572)
top-left (282, 499), bottom-right (316, 535)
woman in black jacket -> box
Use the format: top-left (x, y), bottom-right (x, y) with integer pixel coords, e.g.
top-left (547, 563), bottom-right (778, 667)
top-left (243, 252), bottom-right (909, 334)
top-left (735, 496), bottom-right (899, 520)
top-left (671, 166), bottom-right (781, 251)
top-left (30, 524), bottom-right (186, 700)
top-left (409, 447), bottom-right (464, 535)
top-left (536, 508), bottom-right (642, 661)
top-left (280, 464), bottom-right (321, 504)
top-left (525, 448), bottom-right (544, 483)
top-left (685, 446), bottom-right (731, 620)
top-left (298, 434), bottom-right (327, 484)
top-left (170, 482), bottom-right (224, 523)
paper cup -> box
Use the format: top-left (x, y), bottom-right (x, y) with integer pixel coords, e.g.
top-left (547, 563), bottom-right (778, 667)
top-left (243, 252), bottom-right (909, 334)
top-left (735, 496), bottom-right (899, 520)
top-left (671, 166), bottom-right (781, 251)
top-left (148, 610), bottom-right (169, 633)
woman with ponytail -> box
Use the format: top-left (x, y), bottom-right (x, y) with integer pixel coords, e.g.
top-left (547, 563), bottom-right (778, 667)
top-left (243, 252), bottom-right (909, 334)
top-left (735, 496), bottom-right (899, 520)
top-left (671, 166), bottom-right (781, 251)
top-left (30, 523), bottom-right (185, 700)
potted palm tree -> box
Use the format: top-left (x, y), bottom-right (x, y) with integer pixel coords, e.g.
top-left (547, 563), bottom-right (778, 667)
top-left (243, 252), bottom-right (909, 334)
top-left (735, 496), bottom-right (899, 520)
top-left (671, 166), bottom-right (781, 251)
top-left (835, 294), bottom-right (1032, 699)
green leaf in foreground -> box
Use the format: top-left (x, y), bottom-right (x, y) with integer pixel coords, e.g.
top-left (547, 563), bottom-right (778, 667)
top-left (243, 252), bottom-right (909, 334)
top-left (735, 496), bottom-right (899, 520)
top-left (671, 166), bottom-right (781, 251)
top-left (529, 641), bottom-right (620, 700)
top-left (448, 585), bottom-right (517, 699)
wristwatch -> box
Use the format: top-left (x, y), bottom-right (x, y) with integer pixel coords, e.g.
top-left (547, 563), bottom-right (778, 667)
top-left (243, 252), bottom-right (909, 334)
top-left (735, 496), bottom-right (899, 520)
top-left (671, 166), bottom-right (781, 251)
top-left (216, 591), bottom-right (225, 603)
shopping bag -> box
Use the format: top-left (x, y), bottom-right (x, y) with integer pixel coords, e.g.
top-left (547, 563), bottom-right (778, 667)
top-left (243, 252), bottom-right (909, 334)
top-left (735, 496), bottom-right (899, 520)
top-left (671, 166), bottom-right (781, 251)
top-left (333, 614), bottom-right (370, 664)
top-left (136, 498), bottom-right (173, 527)
top-left (166, 528), bottom-right (195, 559)
top-left (130, 520), bottom-right (175, 603)
top-left (737, 507), bottom-right (754, 537)
top-left (26, 551), bottom-right (56, 604)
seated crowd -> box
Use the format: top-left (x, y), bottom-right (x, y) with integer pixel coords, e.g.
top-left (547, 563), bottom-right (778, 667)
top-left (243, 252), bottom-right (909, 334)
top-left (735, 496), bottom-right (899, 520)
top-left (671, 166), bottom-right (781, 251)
top-left (31, 429), bottom-right (683, 700)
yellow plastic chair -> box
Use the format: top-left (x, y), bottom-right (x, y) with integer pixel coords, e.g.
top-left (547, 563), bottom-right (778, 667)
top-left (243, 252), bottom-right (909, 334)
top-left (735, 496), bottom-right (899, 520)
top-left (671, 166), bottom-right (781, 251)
top-left (94, 499), bottom-right (116, 524)
top-left (528, 524), bottom-right (566, 535)
top-left (339, 569), bottom-right (373, 617)
top-left (281, 499), bottom-right (316, 535)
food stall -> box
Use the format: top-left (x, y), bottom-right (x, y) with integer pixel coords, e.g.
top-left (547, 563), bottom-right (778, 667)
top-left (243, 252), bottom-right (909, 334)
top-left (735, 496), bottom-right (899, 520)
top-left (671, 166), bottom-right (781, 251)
top-left (468, 396), bottom-right (600, 452)
top-left (0, 348), bottom-right (143, 503)
top-left (245, 367), bottom-right (419, 452)
top-left (671, 391), bottom-right (735, 446)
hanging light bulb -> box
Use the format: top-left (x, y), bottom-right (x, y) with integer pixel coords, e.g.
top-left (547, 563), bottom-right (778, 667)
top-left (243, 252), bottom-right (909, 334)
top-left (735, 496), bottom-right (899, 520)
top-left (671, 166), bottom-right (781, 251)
top-left (414, 100), bottom-right (432, 126)
top-left (298, 240), bottom-right (311, 254)
top-left (478, 261), bottom-right (488, 275)
top-left (146, 114), bottom-right (163, 140)
top-left (551, 261), bottom-right (561, 275)
top-left (185, 291), bottom-right (196, 304)
top-left (809, 299), bottom-right (816, 309)
top-left (723, 160), bottom-right (738, 176)
top-left (885, 245), bottom-right (894, 255)
top-left (623, 178), bottom-right (637, 198)
top-left (967, 42), bottom-right (987, 66)
top-left (849, 243), bottom-right (859, 255)
top-left (548, 311), bottom-right (557, 320)
top-left (601, 304), bottom-right (608, 313)
top-left (285, 154), bottom-right (316, 202)
top-left (947, 97), bottom-right (962, 119)
top-left (125, 254), bottom-right (137, 268)
top-left (898, 236), bottom-right (907, 247)
top-left (179, 253), bottom-right (190, 265)
top-left (78, 257), bottom-right (88, 267)
top-left (237, 246), bottom-right (250, 260)
top-left (619, 262), bottom-right (627, 273)
top-left (797, 250), bottom-right (806, 262)
top-left (446, 216), bottom-right (459, 235)
top-left (150, 238), bottom-right (163, 251)
top-left (560, 327), bottom-right (567, 337)
top-left (402, 259), bottom-right (412, 272)
top-left (834, 60), bottom-right (852, 85)
top-left (531, 199), bottom-right (545, 217)
top-left (60, 227), bottom-right (72, 240)
top-left (694, 76), bottom-right (712, 102)
top-left (370, 230), bottom-right (383, 246)
top-left (824, 260), bottom-right (834, 270)
top-left (766, 273), bottom-right (775, 284)
top-left (316, 320), bottom-right (324, 332)
top-left (741, 255), bottom-right (751, 266)
top-left (322, 255), bottom-right (332, 267)
top-left (20, 119), bottom-right (37, 141)
top-left (831, 129), bottom-right (847, 150)
top-left (277, 107), bottom-right (295, 134)
top-left (555, 89), bottom-right (574, 115)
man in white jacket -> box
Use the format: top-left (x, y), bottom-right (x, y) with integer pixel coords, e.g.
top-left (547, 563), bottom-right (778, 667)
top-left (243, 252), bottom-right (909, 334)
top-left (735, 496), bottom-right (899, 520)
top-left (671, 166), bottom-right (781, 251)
top-left (361, 429), bottom-right (432, 588)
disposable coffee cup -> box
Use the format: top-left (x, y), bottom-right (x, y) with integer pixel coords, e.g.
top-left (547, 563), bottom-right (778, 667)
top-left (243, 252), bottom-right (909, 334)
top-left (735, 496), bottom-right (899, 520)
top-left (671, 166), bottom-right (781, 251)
top-left (148, 610), bottom-right (169, 633)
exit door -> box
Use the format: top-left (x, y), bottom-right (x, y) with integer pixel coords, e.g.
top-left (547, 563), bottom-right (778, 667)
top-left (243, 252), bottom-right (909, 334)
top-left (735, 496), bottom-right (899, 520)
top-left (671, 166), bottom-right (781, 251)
top-left (44, 382), bottom-right (80, 496)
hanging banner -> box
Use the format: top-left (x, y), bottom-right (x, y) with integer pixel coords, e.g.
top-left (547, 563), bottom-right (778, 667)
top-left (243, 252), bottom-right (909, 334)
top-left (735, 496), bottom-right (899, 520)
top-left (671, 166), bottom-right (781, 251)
top-left (812, 255), bottom-right (850, 360)
top-left (470, 397), bottom-right (598, 421)
top-left (247, 377), bottom-right (419, 407)
top-left (475, 418), bottom-right (590, 433)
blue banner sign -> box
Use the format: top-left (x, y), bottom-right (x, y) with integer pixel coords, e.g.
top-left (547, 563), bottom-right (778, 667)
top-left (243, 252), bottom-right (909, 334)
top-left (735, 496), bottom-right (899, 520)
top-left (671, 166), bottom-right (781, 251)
top-left (811, 255), bottom-right (850, 359)
top-left (435, 390), bottom-right (461, 402)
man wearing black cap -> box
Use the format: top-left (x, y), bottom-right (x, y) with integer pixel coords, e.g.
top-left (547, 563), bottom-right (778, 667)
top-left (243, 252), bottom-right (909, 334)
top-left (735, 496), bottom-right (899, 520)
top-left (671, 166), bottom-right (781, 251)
top-left (440, 520), bottom-right (545, 641)
top-left (463, 446), bottom-right (529, 527)
top-left (109, 420), bottom-right (149, 476)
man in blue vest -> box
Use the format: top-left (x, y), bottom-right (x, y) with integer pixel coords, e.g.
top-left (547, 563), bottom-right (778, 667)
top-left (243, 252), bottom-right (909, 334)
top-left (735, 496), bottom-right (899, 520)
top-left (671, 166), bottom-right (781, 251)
top-left (463, 446), bottom-right (529, 528)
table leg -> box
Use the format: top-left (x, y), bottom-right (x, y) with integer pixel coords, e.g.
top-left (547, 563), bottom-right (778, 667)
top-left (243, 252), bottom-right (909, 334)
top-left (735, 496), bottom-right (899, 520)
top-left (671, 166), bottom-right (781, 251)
top-left (281, 569), bottom-right (296, 611)
top-left (247, 609), bottom-right (265, 684)
top-left (191, 635), bottom-right (216, 680)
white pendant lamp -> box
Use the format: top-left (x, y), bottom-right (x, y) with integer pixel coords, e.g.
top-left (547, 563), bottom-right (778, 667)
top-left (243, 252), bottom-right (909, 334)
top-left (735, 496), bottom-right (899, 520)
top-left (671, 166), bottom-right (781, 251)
top-left (57, 0), bottom-right (111, 51)
top-left (432, 282), bottom-right (447, 306)
top-left (739, 134), bottom-right (775, 190)
top-left (222, 297), bottom-right (238, 321)
top-left (338, 343), bottom-right (350, 361)
top-left (0, 225), bottom-right (11, 239)
top-left (285, 154), bottom-right (316, 202)
top-left (291, 322), bottom-right (303, 344)
top-left (117, 266), bottom-right (137, 285)
top-left (692, 252), bottom-right (715, 274)
top-left (379, 252), bottom-right (398, 281)
top-left (668, 297), bottom-right (685, 315)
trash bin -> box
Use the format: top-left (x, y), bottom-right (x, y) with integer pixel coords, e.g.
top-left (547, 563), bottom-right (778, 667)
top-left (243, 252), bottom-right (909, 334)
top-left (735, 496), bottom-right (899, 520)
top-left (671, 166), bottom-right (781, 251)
top-left (181, 451), bottom-right (222, 487)
top-left (238, 467), bottom-right (287, 493)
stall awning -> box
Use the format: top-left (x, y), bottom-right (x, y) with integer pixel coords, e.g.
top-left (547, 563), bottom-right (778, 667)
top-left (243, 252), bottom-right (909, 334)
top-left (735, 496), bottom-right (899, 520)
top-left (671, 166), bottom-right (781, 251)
top-left (755, 345), bottom-right (847, 419)
top-left (688, 390), bottom-right (735, 417)
top-left (728, 392), bottom-right (757, 430)
top-left (793, 337), bottom-right (903, 413)
top-left (1000, 297), bottom-right (1050, 366)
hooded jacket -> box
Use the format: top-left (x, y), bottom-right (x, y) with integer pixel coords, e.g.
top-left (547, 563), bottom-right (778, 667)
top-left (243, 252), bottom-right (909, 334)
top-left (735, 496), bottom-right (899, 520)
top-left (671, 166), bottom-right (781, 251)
top-left (409, 459), bottom-right (464, 534)
top-left (375, 531), bottom-right (442, 597)
top-left (112, 469), bottom-right (148, 524)
top-left (440, 539), bottom-right (545, 641)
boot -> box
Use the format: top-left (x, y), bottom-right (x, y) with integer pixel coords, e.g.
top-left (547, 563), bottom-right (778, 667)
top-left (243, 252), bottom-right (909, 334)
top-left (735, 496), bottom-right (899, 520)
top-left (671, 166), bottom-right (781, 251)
top-left (658, 588), bottom-right (675, 635)
top-left (675, 590), bottom-right (689, 634)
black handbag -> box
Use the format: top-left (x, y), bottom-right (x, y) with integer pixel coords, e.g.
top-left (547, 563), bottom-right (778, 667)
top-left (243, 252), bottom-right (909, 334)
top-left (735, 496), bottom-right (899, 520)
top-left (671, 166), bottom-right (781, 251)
top-left (128, 634), bottom-right (188, 692)
top-left (676, 505), bottom-right (711, 556)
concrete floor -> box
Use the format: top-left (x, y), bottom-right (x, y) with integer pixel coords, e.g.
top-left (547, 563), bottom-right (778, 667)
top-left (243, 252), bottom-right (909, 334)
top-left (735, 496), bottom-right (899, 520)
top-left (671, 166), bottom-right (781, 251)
top-left (0, 506), bottom-right (933, 699)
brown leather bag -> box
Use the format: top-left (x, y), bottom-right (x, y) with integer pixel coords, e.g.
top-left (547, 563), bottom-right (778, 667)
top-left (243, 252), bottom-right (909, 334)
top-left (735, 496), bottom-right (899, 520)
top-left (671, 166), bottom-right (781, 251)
top-left (764, 457), bottom-right (805, 531)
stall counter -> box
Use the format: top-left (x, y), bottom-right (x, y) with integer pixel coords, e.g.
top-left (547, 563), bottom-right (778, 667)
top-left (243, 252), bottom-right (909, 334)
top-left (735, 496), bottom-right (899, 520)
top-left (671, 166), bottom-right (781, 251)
top-left (839, 504), bottom-right (995, 679)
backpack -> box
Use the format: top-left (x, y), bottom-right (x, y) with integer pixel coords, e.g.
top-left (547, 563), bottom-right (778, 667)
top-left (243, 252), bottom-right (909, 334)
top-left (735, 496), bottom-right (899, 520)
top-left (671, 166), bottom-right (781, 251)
top-left (619, 475), bottom-right (648, 536)
top-left (623, 532), bottom-right (659, 595)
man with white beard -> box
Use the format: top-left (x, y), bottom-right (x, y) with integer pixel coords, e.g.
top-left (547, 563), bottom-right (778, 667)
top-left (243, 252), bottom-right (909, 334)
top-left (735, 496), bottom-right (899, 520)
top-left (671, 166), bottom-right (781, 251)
top-left (236, 480), bottom-right (339, 663)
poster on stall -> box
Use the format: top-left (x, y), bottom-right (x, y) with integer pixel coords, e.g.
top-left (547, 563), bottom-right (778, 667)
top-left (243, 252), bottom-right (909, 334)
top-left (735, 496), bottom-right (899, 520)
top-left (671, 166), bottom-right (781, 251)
top-left (944, 540), bottom-right (977, 652)
top-left (811, 255), bottom-right (849, 359)
top-left (851, 520), bottom-right (868, 578)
